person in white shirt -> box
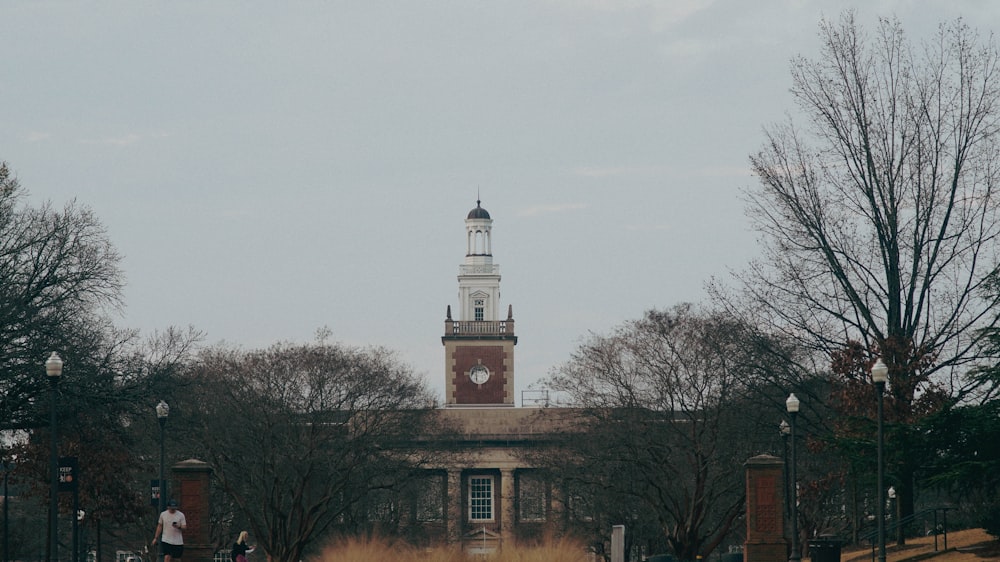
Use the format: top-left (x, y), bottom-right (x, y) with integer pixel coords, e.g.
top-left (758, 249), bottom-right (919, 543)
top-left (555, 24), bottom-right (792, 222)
top-left (151, 499), bottom-right (187, 562)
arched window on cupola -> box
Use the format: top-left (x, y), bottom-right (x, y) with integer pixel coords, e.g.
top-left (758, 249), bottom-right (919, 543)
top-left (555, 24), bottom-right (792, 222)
top-left (471, 229), bottom-right (490, 255)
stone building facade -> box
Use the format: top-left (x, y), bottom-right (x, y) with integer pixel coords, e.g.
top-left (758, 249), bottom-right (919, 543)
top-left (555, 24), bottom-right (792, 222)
top-left (416, 200), bottom-right (577, 552)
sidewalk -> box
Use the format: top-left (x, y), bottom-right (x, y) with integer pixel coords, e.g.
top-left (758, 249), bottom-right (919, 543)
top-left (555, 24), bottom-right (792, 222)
top-left (809, 528), bottom-right (999, 562)
top-left (803, 529), bottom-right (1000, 562)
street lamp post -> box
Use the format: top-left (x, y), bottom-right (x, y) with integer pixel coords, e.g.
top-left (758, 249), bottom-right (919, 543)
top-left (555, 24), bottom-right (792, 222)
top-left (3, 460), bottom-right (11, 562)
top-left (786, 393), bottom-right (801, 562)
top-left (888, 486), bottom-right (898, 546)
top-left (76, 510), bottom-right (85, 562)
top-left (780, 419), bottom-right (791, 538)
top-left (155, 401), bottom-right (169, 562)
top-left (46, 352), bottom-right (64, 562)
top-left (872, 358), bottom-right (889, 562)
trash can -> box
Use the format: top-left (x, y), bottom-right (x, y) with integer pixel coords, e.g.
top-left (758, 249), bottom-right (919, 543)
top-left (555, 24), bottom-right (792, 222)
top-left (808, 535), bottom-right (842, 562)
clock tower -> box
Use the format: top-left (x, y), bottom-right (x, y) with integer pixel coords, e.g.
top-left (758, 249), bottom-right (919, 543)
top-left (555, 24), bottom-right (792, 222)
top-left (442, 200), bottom-right (516, 406)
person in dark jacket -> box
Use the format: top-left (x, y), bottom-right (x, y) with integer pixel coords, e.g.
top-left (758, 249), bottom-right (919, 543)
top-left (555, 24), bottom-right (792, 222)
top-left (231, 531), bottom-right (255, 562)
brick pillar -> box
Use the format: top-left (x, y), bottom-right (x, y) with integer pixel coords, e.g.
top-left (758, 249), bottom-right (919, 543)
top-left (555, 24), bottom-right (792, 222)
top-left (500, 469), bottom-right (515, 548)
top-left (446, 469), bottom-right (462, 543)
top-left (744, 454), bottom-right (787, 562)
top-left (172, 459), bottom-right (213, 562)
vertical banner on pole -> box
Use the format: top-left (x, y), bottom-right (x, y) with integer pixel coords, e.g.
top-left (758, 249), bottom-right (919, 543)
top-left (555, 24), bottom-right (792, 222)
top-left (58, 457), bottom-right (78, 492)
top-left (59, 457), bottom-right (80, 562)
top-left (151, 480), bottom-right (164, 507)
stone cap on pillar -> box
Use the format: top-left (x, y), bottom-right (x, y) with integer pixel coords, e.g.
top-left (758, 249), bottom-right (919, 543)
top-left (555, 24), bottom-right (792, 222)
top-left (173, 458), bottom-right (213, 473)
top-left (744, 454), bottom-right (783, 468)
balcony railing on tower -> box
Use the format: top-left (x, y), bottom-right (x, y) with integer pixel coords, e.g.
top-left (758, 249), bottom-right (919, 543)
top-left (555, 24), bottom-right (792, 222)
top-left (442, 305), bottom-right (517, 342)
top-left (445, 320), bottom-right (515, 336)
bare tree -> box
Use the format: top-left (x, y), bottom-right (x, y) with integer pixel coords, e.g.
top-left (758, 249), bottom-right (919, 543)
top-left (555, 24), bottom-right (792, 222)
top-left (183, 340), bottom-right (438, 562)
top-left (9, 325), bottom-right (205, 562)
top-left (723, 13), bottom-right (1000, 520)
top-left (0, 161), bottom-right (124, 430)
top-left (543, 305), bottom-right (782, 560)
top-left (0, 164), bottom-right (207, 558)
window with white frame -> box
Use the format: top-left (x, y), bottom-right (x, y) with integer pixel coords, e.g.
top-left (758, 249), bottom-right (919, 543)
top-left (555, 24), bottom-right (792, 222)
top-left (474, 299), bottom-right (485, 321)
top-left (468, 475), bottom-right (494, 522)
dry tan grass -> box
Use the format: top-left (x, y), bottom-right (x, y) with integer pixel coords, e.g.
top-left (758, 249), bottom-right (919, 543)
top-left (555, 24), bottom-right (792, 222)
top-left (319, 530), bottom-right (1000, 562)
top-left (319, 535), bottom-right (593, 562)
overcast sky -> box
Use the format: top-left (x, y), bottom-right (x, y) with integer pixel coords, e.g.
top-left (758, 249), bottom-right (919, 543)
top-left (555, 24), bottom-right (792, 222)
top-left (2, 1), bottom-right (995, 403)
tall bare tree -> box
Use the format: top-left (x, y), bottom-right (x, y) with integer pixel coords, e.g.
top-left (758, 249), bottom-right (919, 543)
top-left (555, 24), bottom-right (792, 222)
top-left (0, 161), bottom-right (124, 430)
top-left (182, 340), bottom-right (438, 562)
top-left (724, 13), bottom-right (1000, 519)
top-left (0, 163), bottom-right (209, 559)
top-left (543, 305), bottom-right (783, 560)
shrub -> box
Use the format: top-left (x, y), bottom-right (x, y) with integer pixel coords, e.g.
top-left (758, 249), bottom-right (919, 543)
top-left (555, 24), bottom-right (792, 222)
top-left (980, 505), bottom-right (1000, 540)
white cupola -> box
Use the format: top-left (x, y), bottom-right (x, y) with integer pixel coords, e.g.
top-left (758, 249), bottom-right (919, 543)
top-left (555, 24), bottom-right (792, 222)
top-left (458, 200), bottom-right (501, 322)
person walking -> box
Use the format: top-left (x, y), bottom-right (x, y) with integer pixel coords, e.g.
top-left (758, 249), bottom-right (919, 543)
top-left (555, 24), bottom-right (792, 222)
top-left (152, 499), bottom-right (187, 562)
top-left (230, 531), bottom-right (255, 562)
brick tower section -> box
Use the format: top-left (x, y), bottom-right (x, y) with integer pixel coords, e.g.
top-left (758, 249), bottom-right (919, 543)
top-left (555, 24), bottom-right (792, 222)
top-left (172, 459), bottom-right (214, 562)
top-left (442, 317), bottom-right (516, 406)
top-left (452, 346), bottom-right (508, 404)
top-left (744, 454), bottom-right (788, 562)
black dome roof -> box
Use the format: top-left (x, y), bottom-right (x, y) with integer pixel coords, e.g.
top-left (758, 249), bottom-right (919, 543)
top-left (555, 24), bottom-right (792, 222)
top-left (467, 200), bottom-right (491, 220)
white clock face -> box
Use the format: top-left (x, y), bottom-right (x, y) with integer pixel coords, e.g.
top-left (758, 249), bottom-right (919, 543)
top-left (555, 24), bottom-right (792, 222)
top-left (469, 365), bottom-right (490, 385)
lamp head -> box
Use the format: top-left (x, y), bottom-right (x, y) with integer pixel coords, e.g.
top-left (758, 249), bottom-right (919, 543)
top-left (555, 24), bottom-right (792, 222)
top-left (871, 358), bottom-right (889, 385)
top-left (156, 400), bottom-right (170, 419)
top-left (780, 419), bottom-right (791, 435)
top-left (888, 486), bottom-right (896, 499)
top-left (45, 352), bottom-right (63, 380)
top-left (786, 393), bottom-right (800, 413)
